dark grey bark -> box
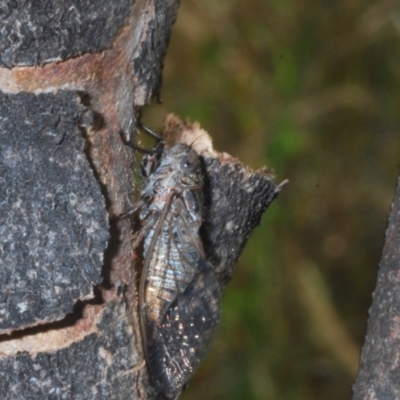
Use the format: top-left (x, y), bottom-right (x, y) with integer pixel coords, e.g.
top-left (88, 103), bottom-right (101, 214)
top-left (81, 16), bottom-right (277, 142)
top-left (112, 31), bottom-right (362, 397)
top-left (0, 0), bottom-right (136, 67)
top-left (0, 1), bottom-right (179, 399)
top-left (353, 176), bottom-right (400, 400)
top-left (0, 91), bottom-right (108, 332)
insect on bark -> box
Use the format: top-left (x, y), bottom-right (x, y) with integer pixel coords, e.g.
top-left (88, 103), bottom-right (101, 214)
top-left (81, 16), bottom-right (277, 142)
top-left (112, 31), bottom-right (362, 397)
top-left (125, 127), bottom-right (221, 399)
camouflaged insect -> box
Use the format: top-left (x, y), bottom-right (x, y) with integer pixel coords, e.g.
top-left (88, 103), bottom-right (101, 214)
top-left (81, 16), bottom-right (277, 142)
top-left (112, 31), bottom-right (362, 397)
top-left (131, 141), bottom-right (221, 399)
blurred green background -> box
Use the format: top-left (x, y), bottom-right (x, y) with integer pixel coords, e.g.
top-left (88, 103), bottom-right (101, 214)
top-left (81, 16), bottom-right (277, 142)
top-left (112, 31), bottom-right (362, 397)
top-left (142, 1), bottom-right (400, 399)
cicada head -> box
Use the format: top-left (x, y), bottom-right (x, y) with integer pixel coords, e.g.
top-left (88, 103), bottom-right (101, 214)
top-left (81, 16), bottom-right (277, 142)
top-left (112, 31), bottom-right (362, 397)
top-left (158, 144), bottom-right (203, 186)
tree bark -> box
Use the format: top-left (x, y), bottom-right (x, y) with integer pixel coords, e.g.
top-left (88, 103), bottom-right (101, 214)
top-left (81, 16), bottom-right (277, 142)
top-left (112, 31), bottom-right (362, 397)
top-left (353, 175), bottom-right (400, 399)
top-left (0, 1), bottom-right (179, 399)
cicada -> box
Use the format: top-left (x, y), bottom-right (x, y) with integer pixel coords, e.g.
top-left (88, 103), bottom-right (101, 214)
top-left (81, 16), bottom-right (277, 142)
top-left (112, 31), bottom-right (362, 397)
top-left (128, 137), bottom-right (221, 399)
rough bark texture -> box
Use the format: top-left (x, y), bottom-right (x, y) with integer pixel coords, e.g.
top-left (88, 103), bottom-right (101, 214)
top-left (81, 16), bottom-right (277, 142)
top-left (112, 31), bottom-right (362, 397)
top-left (0, 1), bottom-right (179, 399)
top-left (0, 0), bottom-right (136, 67)
top-left (0, 2), bottom-right (285, 400)
top-left (0, 91), bottom-right (108, 332)
top-left (352, 175), bottom-right (400, 400)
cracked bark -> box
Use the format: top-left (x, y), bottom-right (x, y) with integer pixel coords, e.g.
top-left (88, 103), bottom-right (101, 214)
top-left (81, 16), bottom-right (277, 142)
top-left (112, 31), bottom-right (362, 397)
top-left (0, 1), bottom-right (179, 399)
top-left (0, 2), bottom-right (286, 399)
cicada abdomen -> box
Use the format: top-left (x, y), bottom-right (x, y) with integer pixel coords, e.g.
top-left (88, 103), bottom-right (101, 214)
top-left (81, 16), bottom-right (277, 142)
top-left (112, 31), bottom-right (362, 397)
top-left (135, 142), bottom-right (221, 399)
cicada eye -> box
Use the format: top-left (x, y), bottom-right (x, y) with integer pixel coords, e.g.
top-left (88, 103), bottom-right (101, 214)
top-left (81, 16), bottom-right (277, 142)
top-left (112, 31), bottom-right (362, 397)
top-left (180, 157), bottom-right (196, 172)
top-left (142, 193), bottom-right (152, 203)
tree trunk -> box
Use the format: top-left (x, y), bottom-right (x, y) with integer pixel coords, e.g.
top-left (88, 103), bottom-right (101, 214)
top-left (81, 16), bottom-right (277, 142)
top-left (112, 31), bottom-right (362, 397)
top-left (352, 175), bottom-right (400, 399)
top-left (0, 2), bottom-right (287, 399)
top-left (0, 1), bottom-right (179, 399)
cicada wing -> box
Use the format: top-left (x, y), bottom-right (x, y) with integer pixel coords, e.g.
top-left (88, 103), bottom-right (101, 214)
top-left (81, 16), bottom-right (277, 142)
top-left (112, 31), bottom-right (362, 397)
top-left (139, 193), bottom-right (219, 398)
top-left (140, 195), bottom-right (205, 325)
top-left (145, 267), bottom-right (221, 399)
top-left (139, 195), bottom-right (174, 334)
top-left (172, 197), bottom-right (207, 263)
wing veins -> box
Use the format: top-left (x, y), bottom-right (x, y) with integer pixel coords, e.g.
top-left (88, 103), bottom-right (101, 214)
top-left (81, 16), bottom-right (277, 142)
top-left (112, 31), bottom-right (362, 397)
top-left (139, 192), bottom-right (175, 352)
